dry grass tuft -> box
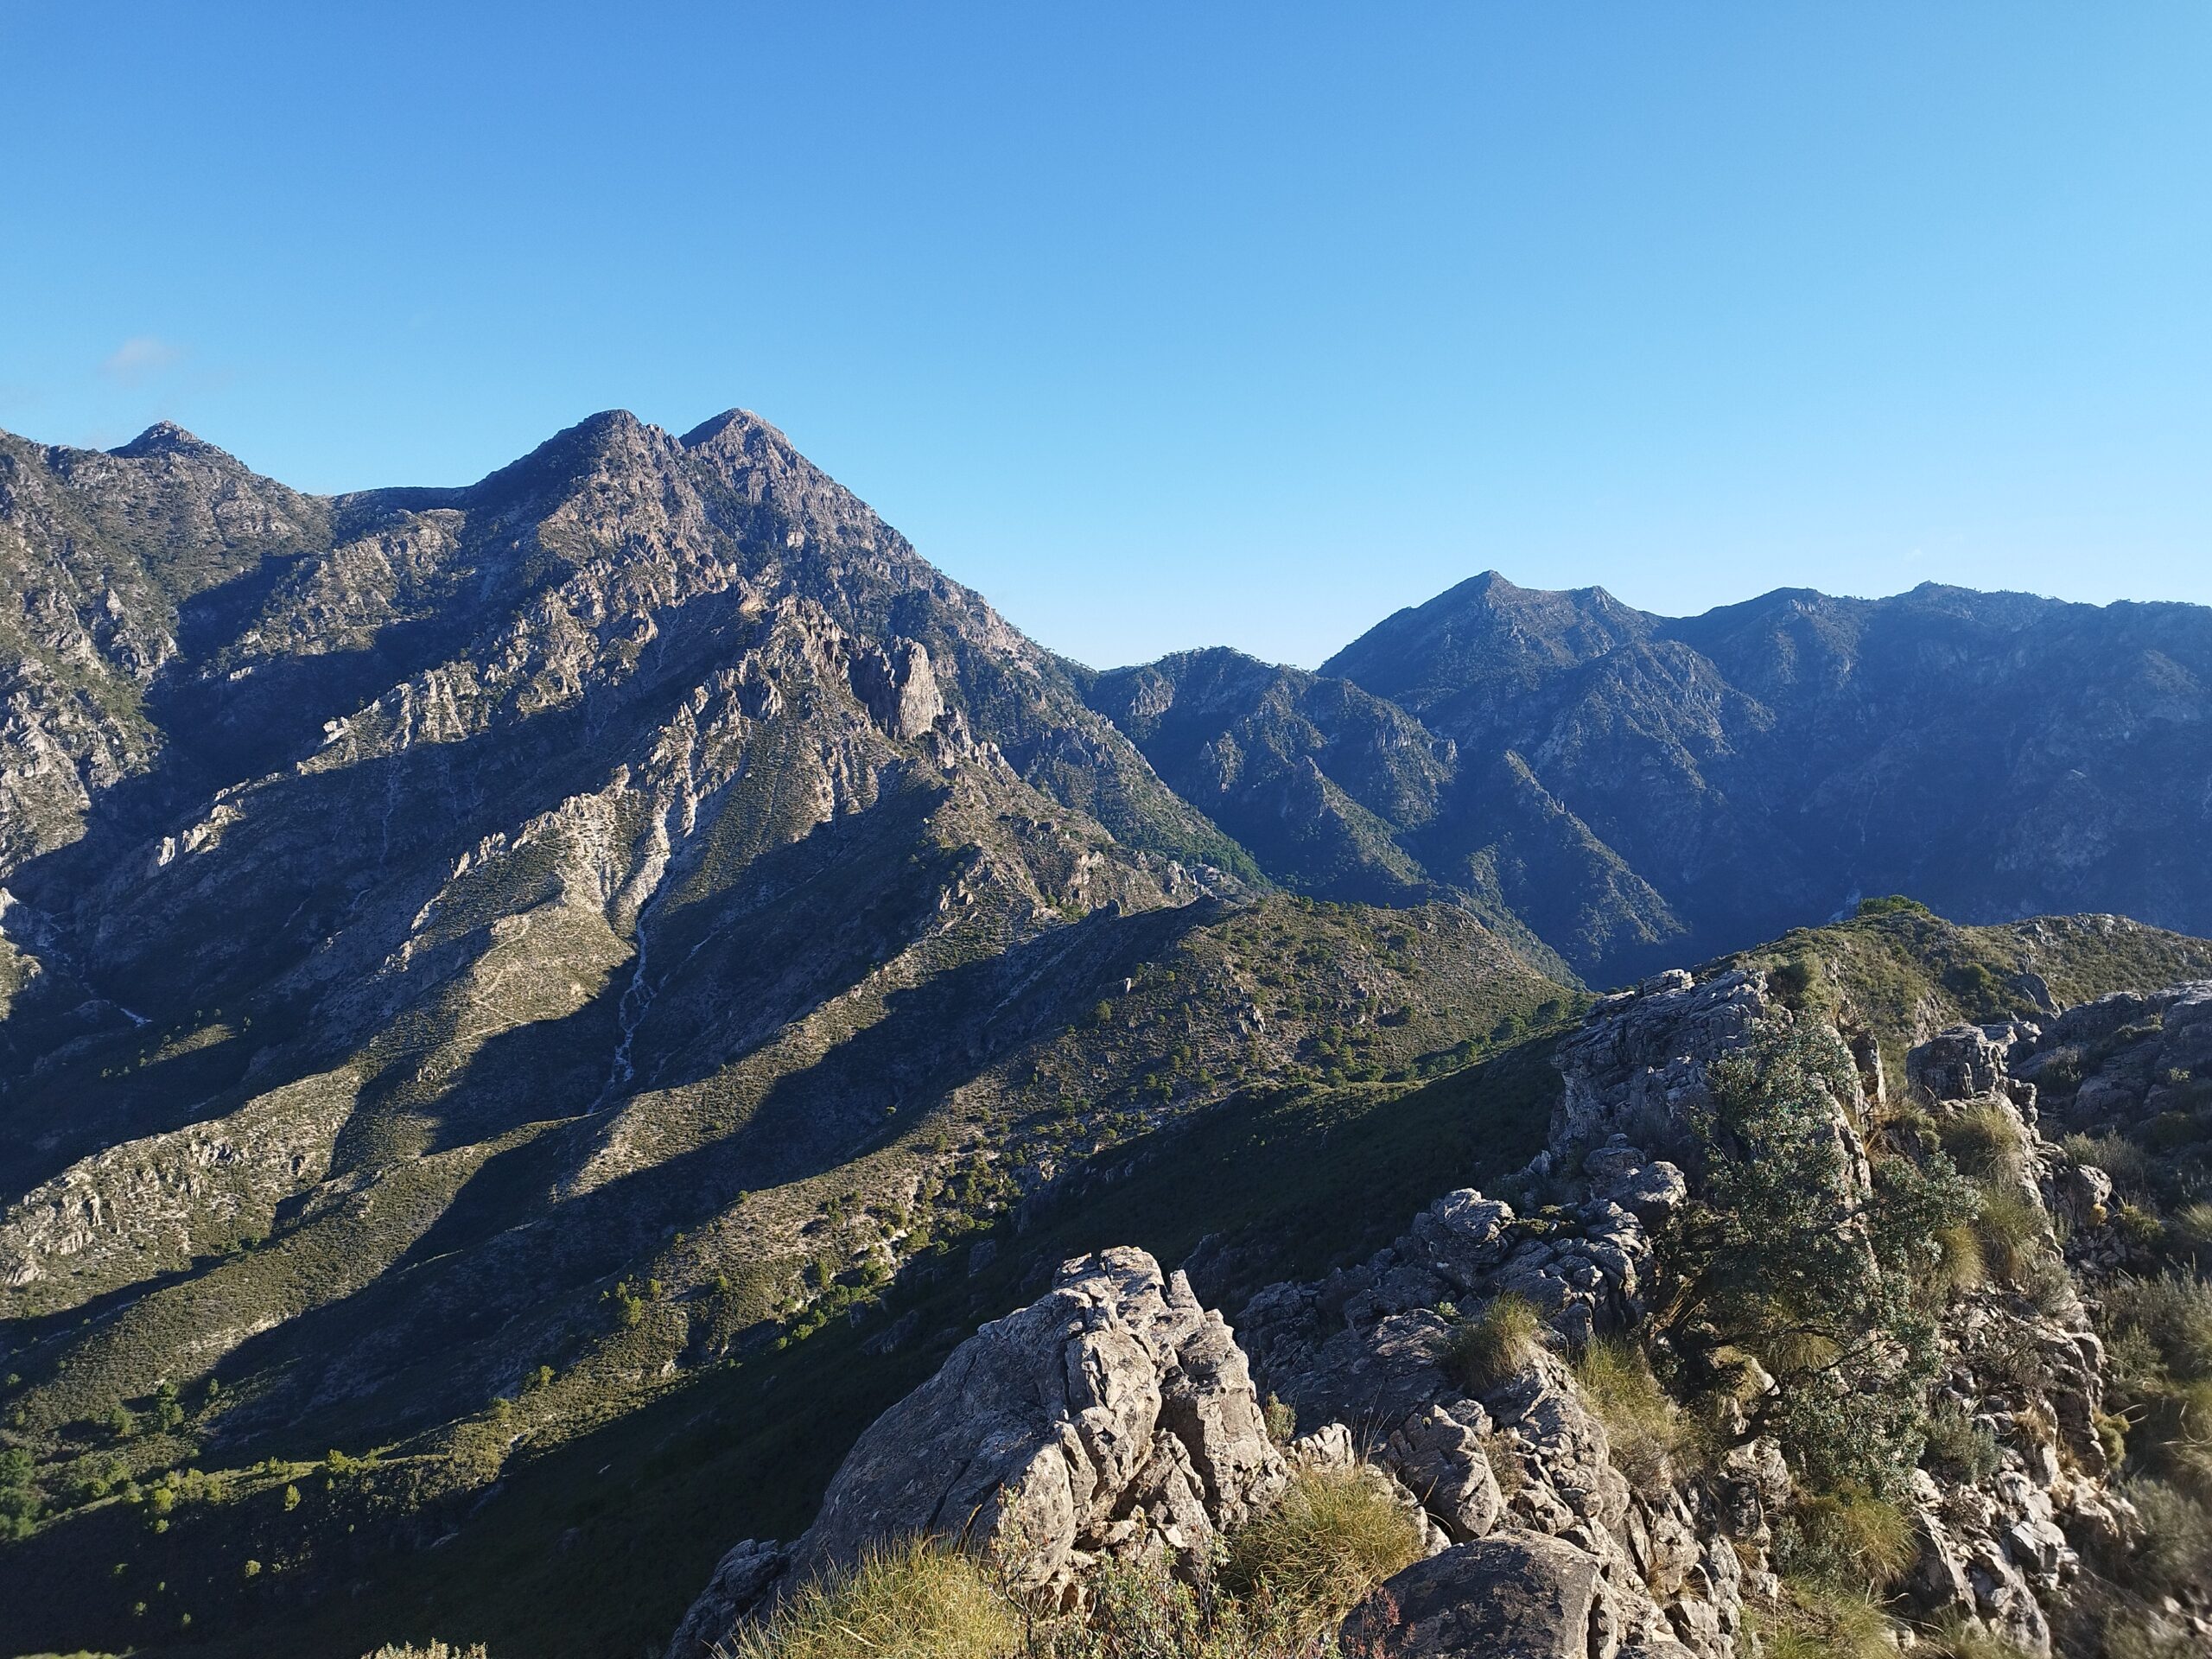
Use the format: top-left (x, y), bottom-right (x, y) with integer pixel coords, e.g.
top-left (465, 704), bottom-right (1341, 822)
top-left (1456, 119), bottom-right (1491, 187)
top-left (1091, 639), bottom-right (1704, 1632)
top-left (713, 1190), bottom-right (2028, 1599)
top-left (1435, 1294), bottom-right (1541, 1395)
top-left (1222, 1465), bottom-right (1425, 1637)
top-left (1571, 1337), bottom-right (1690, 1491)
top-left (723, 1536), bottom-right (1019, 1659)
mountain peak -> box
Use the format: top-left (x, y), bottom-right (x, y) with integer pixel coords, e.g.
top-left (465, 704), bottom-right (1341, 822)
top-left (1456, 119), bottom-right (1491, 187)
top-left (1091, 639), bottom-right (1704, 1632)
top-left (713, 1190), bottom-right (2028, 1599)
top-left (680, 407), bottom-right (789, 451)
top-left (109, 420), bottom-right (228, 461)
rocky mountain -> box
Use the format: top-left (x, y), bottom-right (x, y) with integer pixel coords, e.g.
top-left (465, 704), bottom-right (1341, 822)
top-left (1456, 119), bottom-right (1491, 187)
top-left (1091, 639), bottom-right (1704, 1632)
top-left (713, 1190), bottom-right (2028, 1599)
top-left (0, 414), bottom-right (1567, 1656)
top-left (2, 410), bottom-right (2212, 1658)
top-left (1084, 574), bottom-right (2212, 983)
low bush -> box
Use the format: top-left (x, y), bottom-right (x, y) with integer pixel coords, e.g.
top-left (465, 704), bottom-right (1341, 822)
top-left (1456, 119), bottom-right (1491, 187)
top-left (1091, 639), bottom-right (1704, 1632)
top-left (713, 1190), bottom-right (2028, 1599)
top-left (726, 1536), bottom-right (1019, 1659)
top-left (1921, 1402), bottom-right (2000, 1484)
top-left (2061, 1132), bottom-right (2153, 1198)
top-left (1221, 1465), bottom-right (1424, 1637)
top-left (1571, 1338), bottom-right (1690, 1491)
top-left (1435, 1294), bottom-right (1540, 1395)
top-left (2120, 1478), bottom-right (2212, 1596)
top-left (2103, 1273), bottom-right (2212, 1386)
top-left (365, 1646), bottom-right (492, 1659)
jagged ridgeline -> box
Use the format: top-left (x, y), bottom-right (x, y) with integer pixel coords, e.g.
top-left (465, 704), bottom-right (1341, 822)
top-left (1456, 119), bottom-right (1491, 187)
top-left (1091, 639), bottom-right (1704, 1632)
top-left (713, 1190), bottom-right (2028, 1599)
top-left (1, 410), bottom-right (2210, 1659)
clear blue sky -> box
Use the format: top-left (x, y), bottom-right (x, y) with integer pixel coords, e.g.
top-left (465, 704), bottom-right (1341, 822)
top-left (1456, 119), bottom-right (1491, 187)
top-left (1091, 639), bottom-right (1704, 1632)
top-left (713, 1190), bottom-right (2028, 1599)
top-left (3, 3), bottom-right (2207, 669)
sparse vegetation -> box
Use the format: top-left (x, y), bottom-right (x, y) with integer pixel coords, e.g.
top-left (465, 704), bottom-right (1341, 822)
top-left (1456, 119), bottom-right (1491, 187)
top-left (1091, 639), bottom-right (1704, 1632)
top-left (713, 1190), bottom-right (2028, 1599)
top-left (1436, 1294), bottom-right (1541, 1395)
top-left (725, 1537), bottom-right (1018, 1659)
top-left (1571, 1337), bottom-right (1690, 1491)
top-left (1220, 1465), bottom-right (1425, 1636)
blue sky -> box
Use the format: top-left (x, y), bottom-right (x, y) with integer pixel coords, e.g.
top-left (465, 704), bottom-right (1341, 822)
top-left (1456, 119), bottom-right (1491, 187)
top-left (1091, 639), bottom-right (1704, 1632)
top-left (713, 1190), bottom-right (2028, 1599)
top-left (3, 3), bottom-right (2207, 669)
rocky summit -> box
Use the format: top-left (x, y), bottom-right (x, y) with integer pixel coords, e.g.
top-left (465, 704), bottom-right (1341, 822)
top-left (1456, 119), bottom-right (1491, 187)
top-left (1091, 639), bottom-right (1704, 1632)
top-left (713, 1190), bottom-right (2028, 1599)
top-left (2, 412), bottom-right (2211, 1659)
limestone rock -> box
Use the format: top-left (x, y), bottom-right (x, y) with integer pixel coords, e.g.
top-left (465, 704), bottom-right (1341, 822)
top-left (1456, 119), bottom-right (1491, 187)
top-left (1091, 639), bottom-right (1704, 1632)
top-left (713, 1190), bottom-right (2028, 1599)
top-left (1339, 1529), bottom-right (1611, 1659)
top-left (666, 1540), bottom-right (787, 1659)
top-left (788, 1247), bottom-right (1283, 1593)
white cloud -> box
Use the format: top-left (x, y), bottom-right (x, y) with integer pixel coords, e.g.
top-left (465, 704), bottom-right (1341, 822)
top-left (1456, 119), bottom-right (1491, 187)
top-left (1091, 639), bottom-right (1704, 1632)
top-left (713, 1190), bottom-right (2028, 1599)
top-left (100, 336), bottom-right (182, 385)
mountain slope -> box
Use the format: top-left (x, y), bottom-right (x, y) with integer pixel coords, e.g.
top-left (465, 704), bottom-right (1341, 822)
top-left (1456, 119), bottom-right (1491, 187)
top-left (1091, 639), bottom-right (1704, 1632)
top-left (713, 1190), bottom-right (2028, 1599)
top-left (1083, 570), bottom-right (2212, 983)
top-left (0, 413), bottom-right (1570, 1656)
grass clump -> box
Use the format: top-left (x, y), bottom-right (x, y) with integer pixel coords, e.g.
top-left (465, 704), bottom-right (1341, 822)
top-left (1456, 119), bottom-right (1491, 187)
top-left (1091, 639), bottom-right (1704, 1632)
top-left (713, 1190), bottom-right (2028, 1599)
top-left (1918, 1617), bottom-right (2037, 1659)
top-left (1756, 1580), bottom-right (1895, 1659)
top-left (1777, 1490), bottom-right (1917, 1594)
top-left (1571, 1338), bottom-right (1690, 1491)
top-left (1221, 1465), bottom-right (1424, 1637)
top-left (726, 1536), bottom-right (1019, 1659)
top-left (365, 1646), bottom-right (491, 1659)
top-left (1435, 1294), bottom-right (1541, 1395)
top-left (1941, 1102), bottom-right (2029, 1186)
top-left (1972, 1186), bottom-right (2047, 1285)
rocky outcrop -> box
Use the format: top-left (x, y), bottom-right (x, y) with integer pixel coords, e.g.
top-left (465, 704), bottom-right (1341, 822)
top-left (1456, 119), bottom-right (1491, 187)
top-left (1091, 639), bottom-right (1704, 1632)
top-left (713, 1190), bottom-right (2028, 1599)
top-left (667, 1247), bottom-right (1287, 1656)
top-left (1237, 1171), bottom-right (1739, 1659)
top-left (791, 1246), bottom-right (1284, 1592)
top-left (1550, 969), bottom-right (1767, 1160)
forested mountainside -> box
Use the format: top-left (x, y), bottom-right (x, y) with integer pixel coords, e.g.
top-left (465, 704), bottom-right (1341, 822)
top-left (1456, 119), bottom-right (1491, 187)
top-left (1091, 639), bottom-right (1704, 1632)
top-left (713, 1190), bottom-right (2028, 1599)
top-left (3, 411), bottom-right (2211, 1658)
top-left (1089, 574), bottom-right (2212, 982)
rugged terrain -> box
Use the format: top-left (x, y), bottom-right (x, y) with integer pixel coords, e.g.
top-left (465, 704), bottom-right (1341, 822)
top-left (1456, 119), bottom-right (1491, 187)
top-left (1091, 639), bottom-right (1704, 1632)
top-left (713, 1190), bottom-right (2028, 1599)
top-left (672, 912), bottom-right (2212, 1659)
top-left (1091, 575), bottom-right (2212, 980)
top-left (1, 412), bottom-right (2211, 1656)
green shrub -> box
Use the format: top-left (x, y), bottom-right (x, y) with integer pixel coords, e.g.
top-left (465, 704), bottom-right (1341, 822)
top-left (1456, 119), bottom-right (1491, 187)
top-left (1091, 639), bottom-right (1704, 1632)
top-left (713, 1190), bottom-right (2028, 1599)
top-left (1435, 1294), bottom-right (1541, 1395)
top-left (1660, 1022), bottom-right (1976, 1496)
top-left (727, 1536), bottom-right (1018, 1659)
top-left (1261, 1394), bottom-right (1295, 1446)
top-left (1221, 1465), bottom-right (1424, 1637)
top-left (2105, 1273), bottom-right (2212, 1384)
top-left (1922, 1402), bottom-right (2000, 1484)
top-left (1767, 958), bottom-right (1815, 1008)
top-left (1571, 1338), bottom-right (1689, 1491)
top-left (1857, 895), bottom-right (1929, 918)
top-left (2121, 1478), bottom-right (2212, 1595)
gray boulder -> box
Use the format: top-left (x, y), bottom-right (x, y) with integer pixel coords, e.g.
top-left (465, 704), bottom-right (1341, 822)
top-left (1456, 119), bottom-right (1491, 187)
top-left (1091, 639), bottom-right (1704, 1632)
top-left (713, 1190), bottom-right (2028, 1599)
top-left (1339, 1529), bottom-right (1614, 1659)
top-left (665, 1540), bottom-right (787, 1659)
top-left (791, 1247), bottom-right (1283, 1592)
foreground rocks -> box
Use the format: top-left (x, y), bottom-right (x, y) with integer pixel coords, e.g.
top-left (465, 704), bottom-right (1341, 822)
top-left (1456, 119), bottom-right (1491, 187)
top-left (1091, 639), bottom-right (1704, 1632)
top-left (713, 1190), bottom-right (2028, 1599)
top-left (667, 1247), bottom-right (1287, 1656)
top-left (673, 962), bottom-right (2196, 1659)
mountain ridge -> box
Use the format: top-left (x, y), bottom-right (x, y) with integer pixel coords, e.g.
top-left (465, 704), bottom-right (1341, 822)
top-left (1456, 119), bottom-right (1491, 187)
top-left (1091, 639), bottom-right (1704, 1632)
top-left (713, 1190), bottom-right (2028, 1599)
top-left (4, 410), bottom-right (2212, 1656)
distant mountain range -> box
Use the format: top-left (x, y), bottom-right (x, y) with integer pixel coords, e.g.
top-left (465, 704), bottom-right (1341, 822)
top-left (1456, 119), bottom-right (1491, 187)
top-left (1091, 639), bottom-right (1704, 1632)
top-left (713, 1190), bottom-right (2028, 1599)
top-left (3, 410), bottom-right (2209, 1655)
top-left (1088, 569), bottom-right (2212, 981)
